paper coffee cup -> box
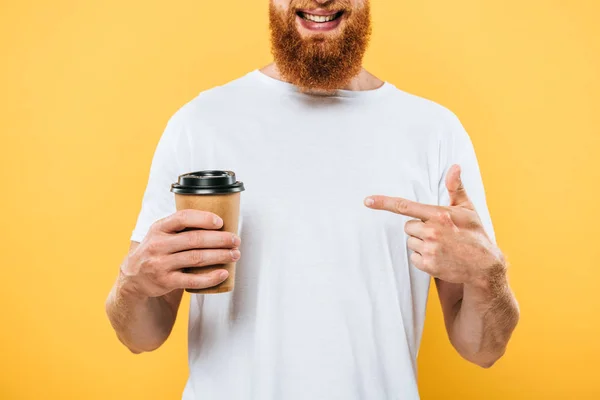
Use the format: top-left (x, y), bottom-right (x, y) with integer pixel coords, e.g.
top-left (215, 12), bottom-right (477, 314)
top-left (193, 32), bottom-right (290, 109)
top-left (171, 170), bottom-right (245, 294)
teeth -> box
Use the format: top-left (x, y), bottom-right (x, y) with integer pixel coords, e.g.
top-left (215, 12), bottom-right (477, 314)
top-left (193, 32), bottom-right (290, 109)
top-left (301, 12), bottom-right (338, 23)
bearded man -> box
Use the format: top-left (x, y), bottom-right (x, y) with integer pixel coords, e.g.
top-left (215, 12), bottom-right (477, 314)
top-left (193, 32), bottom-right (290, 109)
top-left (105, 1), bottom-right (520, 399)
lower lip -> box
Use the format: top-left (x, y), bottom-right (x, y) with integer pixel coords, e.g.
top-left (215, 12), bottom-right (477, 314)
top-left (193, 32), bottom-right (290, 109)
top-left (296, 14), bottom-right (343, 32)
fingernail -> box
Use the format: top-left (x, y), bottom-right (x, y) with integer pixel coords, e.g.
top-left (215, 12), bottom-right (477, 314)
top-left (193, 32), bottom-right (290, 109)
top-left (219, 271), bottom-right (229, 280)
top-left (214, 216), bottom-right (223, 226)
top-left (232, 235), bottom-right (241, 246)
top-left (365, 197), bottom-right (374, 206)
top-left (230, 249), bottom-right (241, 260)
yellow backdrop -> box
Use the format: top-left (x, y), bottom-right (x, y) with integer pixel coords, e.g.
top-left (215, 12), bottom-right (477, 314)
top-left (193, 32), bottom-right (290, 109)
top-left (1, 0), bottom-right (599, 399)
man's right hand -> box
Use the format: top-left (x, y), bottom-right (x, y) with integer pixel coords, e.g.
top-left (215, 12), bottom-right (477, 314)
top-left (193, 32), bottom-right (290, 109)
top-left (120, 209), bottom-right (241, 298)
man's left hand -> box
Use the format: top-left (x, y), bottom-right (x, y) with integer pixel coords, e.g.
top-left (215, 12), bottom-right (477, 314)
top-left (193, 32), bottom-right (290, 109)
top-left (364, 164), bottom-right (505, 288)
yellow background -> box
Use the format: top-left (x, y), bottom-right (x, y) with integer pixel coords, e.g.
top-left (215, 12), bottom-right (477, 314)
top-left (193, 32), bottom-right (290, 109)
top-left (1, 0), bottom-right (599, 398)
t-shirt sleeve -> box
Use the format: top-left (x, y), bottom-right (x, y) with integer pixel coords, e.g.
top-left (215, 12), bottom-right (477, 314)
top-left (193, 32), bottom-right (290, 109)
top-left (438, 111), bottom-right (496, 245)
top-left (130, 113), bottom-right (191, 243)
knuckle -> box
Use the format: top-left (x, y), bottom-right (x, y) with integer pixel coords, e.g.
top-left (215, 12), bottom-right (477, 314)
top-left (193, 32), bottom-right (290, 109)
top-left (190, 232), bottom-right (206, 249)
top-left (409, 239), bottom-right (420, 251)
top-left (149, 219), bottom-right (161, 233)
top-left (155, 272), bottom-right (169, 287)
top-left (214, 232), bottom-right (227, 248)
top-left (186, 274), bottom-right (199, 289)
top-left (188, 250), bottom-right (205, 266)
top-left (424, 243), bottom-right (438, 257)
top-left (410, 252), bottom-right (420, 263)
top-left (142, 257), bottom-right (165, 281)
top-left (191, 273), bottom-right (218, 289)
top-left (177, 209), bottom-right (193, 224)
top-left (422, 255), bottom-right (432, 266)
top-left (168, 215), bottom-right (185, 231)
top-left (144, 238), bottom-right (161, 255)
top-left (151, 256), bottom-right (165, 272)
top-left (223, 233), bottom-right (232, 247)
top-left (468, 216), bottom-right (483, 229)
top-left (212, 271), bottom-right (224, 285)
top-left (426, 228), bottom-right (439, 241)
top-left (185, 233), bottom-right (197, 249)
top-left (176, 209), bottom-right (193, 219)
top-left (395, 200), bottom-right (409, 214)
top-left (436, 210), bottom-right (450, 220)
top-left (140, 255), bottom-right (158, 271)
top-left (421, 257), bottom-right (434, 272)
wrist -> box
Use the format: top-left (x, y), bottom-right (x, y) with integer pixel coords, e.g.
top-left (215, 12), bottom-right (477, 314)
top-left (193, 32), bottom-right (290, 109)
top-left (117, 259), bottom-right (148, 302)
top-left (467, 255), bottom-right (509, 295)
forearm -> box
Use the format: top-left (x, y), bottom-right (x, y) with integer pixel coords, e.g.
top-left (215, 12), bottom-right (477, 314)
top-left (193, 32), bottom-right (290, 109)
top-left (450, 270), bottom-right (520, 367)
top-left (105, 271), bottom-right (182, 353)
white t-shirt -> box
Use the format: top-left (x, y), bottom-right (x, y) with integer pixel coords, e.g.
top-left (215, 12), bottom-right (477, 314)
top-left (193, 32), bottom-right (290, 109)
top-left (131, 70), bottom-right (495, 400)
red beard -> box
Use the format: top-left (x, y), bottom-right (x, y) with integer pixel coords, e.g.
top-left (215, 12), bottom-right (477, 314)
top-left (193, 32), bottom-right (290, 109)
top-left (269, 0), bottom-right (372, 91)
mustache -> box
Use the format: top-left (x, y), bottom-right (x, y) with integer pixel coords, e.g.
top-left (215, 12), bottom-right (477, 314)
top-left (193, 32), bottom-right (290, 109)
top-left (291, 0), bottom-right (353, 12)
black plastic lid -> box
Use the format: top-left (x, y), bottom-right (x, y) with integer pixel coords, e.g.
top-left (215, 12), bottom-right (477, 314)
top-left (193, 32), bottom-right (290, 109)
top-left (171, 170), bottom-right (245, 195)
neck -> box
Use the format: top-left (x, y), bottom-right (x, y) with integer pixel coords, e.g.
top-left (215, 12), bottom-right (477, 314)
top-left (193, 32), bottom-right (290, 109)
top-left (260, 63), bottom-right (385, 95)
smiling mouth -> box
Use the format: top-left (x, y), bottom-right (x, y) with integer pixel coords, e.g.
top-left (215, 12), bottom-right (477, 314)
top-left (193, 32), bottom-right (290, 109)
top-left (296, 11), bottom-right (345, 23)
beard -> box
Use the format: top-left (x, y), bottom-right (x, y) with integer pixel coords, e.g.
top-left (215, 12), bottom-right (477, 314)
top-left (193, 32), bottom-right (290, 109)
top-left (268, 0), bottom-right (371, 91)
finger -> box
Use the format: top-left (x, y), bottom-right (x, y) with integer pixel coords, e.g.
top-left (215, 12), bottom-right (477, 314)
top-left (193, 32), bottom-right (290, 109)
top-left (407, 236), bottom-right (424, 254)
top-left (365, 195), bottom-right (438, 221)
top-left (165, 230), bottom-right (240, 253)
top-left (410, 252), bottom-right (435, 276)
top-left (410, 252), bottom-right (423, 268)
top-left (157, 209), bottom-right (224, 233)
top-left (404, 219), bottom-right (428, 239)
top-left (169, 269), bottom-right (229, 290)
top-left (445, 164), bottom-right (472, 209)
top-left (166, 248), bottom-right (241, 270)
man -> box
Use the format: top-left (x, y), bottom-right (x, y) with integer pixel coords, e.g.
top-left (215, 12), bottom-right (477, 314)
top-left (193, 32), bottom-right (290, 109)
top-left (106, 0), bottom-right (520, 399)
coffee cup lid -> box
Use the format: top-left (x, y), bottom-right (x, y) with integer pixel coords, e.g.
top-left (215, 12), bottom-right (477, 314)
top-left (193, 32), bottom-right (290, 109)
top-left (171, 170), bottom-right (245, 195)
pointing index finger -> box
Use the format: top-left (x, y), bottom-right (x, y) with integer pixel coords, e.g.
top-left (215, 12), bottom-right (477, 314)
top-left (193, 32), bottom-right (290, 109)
top-left (365, 196), bottom-right (439, 221)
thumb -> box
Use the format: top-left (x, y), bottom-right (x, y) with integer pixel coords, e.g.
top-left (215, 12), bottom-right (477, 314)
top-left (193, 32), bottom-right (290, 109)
top-left (445, 164), bottom-right (472, 208)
